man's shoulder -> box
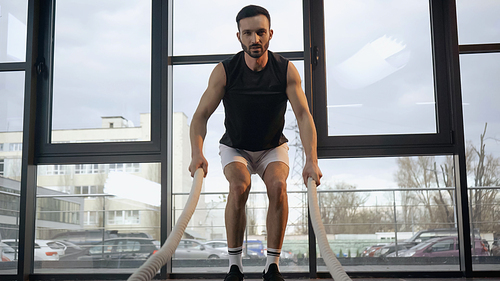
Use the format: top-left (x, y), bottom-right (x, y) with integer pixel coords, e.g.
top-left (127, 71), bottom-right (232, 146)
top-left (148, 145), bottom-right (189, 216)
top-left (268, 50), bottom-right (289, 65)
top-left (222, 51), bottom-right (244, 65)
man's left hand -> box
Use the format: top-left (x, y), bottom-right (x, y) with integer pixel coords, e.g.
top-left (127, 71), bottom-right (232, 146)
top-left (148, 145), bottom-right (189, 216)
top-left (302, 161), bottom-right (322, 187)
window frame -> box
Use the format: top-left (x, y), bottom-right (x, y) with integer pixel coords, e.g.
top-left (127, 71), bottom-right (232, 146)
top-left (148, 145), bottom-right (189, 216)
top-left (32, 0), bottom-right (163, 165)
top-left (307, 0), bottom-right (455, 159)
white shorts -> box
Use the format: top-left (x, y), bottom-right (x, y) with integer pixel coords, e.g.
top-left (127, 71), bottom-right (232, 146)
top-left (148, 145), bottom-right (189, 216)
top-left (219, 143), bottom-right (289, 178)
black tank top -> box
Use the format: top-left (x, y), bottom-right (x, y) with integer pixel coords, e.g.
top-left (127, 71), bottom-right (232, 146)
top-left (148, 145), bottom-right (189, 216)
top-left (220, 51), bottom-right (289, 151)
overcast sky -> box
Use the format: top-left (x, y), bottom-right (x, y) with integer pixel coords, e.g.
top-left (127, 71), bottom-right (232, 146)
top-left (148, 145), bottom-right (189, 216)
top-left (1, 0), bottom-right (499, 198)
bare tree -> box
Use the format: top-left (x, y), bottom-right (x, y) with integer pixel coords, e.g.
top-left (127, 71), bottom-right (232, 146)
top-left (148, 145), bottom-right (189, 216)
top-left (395, 123), bottom-right (500, 234)
top-left (318, 182), bottom-right (372, 234)
top-left (468, 123), bottom-right (500, 234)
top-left (395, 156), bottom-right (455, 230)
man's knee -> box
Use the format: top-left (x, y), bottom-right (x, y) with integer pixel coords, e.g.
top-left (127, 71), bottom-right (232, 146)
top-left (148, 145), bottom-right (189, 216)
top-left (266, 178), bottom-right (287, 203)
top-left (229, 179), bottom-right (251, 196)
top-left (228, 178), bottom-right (251, 208)
top-left (225, 162), bottom-right (251, 199)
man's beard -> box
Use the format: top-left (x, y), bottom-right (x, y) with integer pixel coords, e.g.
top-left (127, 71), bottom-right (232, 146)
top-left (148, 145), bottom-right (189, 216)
top-left (241, 42), bottom-right (269, 58)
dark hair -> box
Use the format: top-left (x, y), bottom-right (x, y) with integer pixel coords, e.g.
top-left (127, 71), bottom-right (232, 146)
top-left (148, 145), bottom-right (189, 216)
top-left (236, 5), bottom-right (271, 31)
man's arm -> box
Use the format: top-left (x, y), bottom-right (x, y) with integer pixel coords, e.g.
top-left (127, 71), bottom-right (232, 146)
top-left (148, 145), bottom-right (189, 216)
top-left (189, 62), bottom-right (226, 177)
top-left (285, 61), bottom-right (323, 185)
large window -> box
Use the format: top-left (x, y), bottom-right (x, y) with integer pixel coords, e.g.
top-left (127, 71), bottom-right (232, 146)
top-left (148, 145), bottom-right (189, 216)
top-left (460, 53), bottom-right (500, 271)
top-left (457, 0), bottom-right (500, 271)
top-left (6, 0), bottom-right (500, 279)
top-left (0, 1), bottom-right (27, 274)
top-left (173, 0), bottom-right (303, 56)
top-left (456, 0), bottom-right (500, 44)
top-left (317, 156), bottom-right (460, 272)
top-left (324, 0), bottom-right (435, 136)
top-left (0, 0), bottom-right (28, 63)
top-left (34, 162), bottom-right (160, 273)
top-left (0, 69), bottom-right (25, 274)
top-left (50, 0), bottom-right (152, 142)
top-left (0, 26), bottom-right (27, 275)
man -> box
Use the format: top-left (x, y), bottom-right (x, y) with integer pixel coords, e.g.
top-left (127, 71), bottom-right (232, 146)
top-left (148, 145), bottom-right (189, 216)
top-left (189, 5), bottom-right (322, 281)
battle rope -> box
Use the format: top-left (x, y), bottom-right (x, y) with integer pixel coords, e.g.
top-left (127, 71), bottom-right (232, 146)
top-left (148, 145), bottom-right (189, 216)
top-left (128, 170), bottom-right (351, 281)
top-left (127, 168), bottom-right (204, 281)
top-left (308, 177), bottom-right (352, 281)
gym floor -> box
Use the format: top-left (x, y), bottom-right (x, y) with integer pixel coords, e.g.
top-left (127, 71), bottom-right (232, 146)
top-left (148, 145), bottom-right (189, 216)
top-left (162, 277), bottom-right (500, 281)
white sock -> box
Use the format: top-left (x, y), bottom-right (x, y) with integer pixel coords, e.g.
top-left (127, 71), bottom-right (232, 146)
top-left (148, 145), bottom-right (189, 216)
top-left (228, 246), bottom-right (243, 273)
top-left (265, 248), bottom-right (281, 273)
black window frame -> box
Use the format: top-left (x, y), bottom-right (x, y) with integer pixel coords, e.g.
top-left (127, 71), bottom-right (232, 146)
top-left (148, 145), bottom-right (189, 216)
top-left (307, 0), bottom-right (455, 158)
top-left (33, 0), bottom-right (163, 165)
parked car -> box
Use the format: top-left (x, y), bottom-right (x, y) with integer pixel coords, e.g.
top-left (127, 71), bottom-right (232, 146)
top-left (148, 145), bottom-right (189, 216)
top-left (360, 244), bottom-right (387, 257)
top-left (263, 248), bottom-right (297, 263)
top-left (280, 250), bottom-right (297, 263)
top-left (1, 242), bottom-right (16, 262)
top-left (491, 241), bottom-right (500, 256)
top-left (401, 228), bottom-right (481, 248)
top-left (386, 249), bottom-right (409, 258)
top-left (373, 244), bottom-right (409, 258)
top-left (204, 240), bottom-right (257, 260)
top-left (402, 236), bottom-right (489, 257)
top-left (243, 239), bottom-right (265, 258)
top-left (174, 239), bottom-right (228, 259)
top-left (52, 240), bottom-right (83, 256)
top-left (2, 239), bottom-right (65, 261)
top-left (204, 240), bottom-right (228, 251)
top-left (60, 238), bottom-right (159, 261)
top-left (50, 230), bottom-right (152, 248)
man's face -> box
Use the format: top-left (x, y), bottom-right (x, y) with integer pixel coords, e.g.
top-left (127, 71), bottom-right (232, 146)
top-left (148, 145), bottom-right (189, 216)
top-left (237, 15), bottom-right (273, 59)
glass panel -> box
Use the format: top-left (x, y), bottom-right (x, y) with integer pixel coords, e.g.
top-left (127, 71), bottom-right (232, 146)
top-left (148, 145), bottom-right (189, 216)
top-left (457, 0), bottom-right (500, 44)
top-left (172, 62), bottom-right (307, 273)
top-left (34, 162), bottom-right (160, 273)
top-left (0, 0), bottom-right (28, 62)
top-left (51, 0), bottom-right (152, 142)
top-left (324, 1), bottom-right (436, 136)
top-left (173, 0), bottom-right (303, 56)
top-left (0, 71), bottom-right (25, 274)
top-left (460, 53), bottom-right (500, 271)
top-left (317, 156), bottom-right (459, 272)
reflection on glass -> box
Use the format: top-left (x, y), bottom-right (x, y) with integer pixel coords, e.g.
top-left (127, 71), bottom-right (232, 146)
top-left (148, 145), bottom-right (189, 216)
top-left (317, 156), bottom-right (459, 271)
top-left (457, 1), bottom-right (500, 44)
top-left (34, 163), bottom-right (160, 273)
top-left (173, 0), bottom-right (303, 55)
top-left (172, 62), bottom-right (307, 272)
top-left (51, 0), bottom-right (151, 141)
top-left (0, 0), bottom-right (28, 62)
top-left (460, 53), bottom-right (500, 270)
top-left (0, 71), bottom-right (25, 274)
top-left (325, 1), bottom-right (436, 136)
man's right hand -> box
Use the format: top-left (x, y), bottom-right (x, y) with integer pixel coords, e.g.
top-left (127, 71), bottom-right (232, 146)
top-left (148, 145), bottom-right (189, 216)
top-left (189, 154), bottom-right (208, 177)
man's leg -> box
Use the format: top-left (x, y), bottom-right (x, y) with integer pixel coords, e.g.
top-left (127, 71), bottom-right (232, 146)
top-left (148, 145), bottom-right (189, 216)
top-left (224, 162), bottom-right (251, 278)
top-left (263, 162), bottom-right (289, 276)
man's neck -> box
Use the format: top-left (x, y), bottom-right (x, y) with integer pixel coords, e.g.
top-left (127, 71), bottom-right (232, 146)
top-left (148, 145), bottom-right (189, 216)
top-left (244, 50), bottom-right (269, 72)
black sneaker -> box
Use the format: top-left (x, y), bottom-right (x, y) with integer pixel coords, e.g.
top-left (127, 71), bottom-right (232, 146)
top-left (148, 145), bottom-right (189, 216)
top-left (224, 265), bottom-right (244, 281)
top-left (263, 264), bottom-right (284, 281)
